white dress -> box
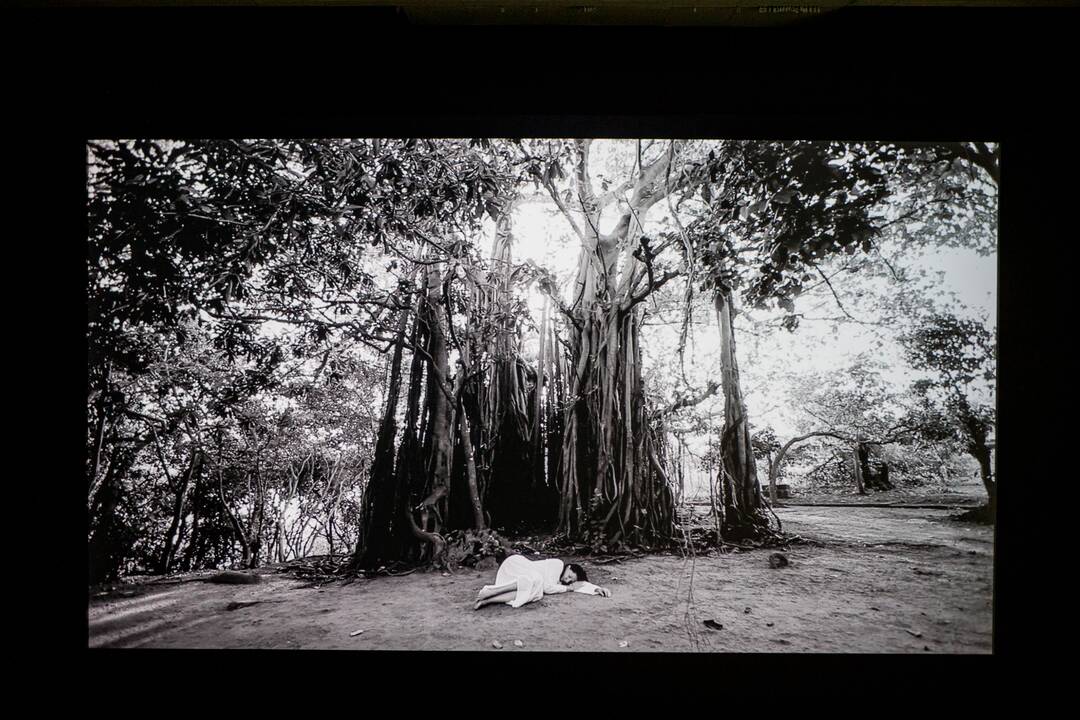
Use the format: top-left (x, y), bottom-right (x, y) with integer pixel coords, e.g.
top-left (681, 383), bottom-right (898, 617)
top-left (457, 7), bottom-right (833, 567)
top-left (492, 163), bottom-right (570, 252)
top-left (483, 555), bottom-right (601, 608)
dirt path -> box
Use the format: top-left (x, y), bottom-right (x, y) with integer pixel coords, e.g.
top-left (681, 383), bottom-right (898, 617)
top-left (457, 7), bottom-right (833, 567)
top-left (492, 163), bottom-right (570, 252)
top-left (88, 506), bottom-right (993, 652)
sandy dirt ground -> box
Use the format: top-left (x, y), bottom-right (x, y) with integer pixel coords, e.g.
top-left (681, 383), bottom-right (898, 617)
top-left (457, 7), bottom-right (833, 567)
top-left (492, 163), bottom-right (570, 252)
top-left (88, 503), bottom-right (994, 652)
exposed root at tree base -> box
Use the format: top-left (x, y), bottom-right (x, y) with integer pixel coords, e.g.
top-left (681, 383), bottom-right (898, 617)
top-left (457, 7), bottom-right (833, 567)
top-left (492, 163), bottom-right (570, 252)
top-left (682, 520), bottom-right (820, 555)
top-left (273, 522), bottom-right (826, 583)
top-left (272, 555), bottom-right (355, 583)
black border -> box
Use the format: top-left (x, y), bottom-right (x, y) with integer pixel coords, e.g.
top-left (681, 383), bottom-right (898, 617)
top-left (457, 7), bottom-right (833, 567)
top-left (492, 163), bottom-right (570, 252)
top-left (13, 3), bottom-right (1071, 701)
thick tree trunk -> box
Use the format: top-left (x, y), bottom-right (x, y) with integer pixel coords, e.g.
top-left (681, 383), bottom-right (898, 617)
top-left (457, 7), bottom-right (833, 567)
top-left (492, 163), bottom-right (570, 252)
top-left (393, 323), bottom-right (430, 561)
top-left (972, 445), bottom-right (996, 514)
top-left (449, 362), bottom-right (486, 530)
top-left (765, 451), bottom-right (776, 504)
top-left (354, 300), bottom-right (410, 570)
top-left (422, 267), bottom-right (454, 510)
top-left (360, 264), bottom-right (464, 568)
top-left (404, 500), bottom-right (448, 568)
top-left (474, 209), bottom-right (536, 531)
top-left (549, 139), bottom-right (685, 548)
top-left (557, 300), bottom-right (670, 546)
top-left (859, 443), bottom-right (893, 492)
top-left (878, 462), bottom-right (891, 489)
top-left (857, 444), bottom-right (872, 487)
top-left (715, 290), bottom-right (767, 536)
top-left (853, 445), bottom-right (866, 495)
top-left (459, 398), bottom-right (485, 530)
top-left (954, 398), bottom-right (995, 515)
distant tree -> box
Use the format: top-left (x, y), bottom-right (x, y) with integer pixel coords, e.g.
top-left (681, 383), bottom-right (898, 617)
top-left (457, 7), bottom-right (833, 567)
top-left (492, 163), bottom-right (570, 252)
top-left (763, 355), bottom-right (919, 500)
top-left (750, 427), bottom-right (782, 498)
top-left (751, 427), bottom-right (781, 465)
top-left (902, 312), bottom-right (996, 513)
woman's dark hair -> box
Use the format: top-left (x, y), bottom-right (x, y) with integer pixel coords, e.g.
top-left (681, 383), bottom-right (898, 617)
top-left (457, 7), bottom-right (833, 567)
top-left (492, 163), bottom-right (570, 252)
top-left (564, 562), bottom-right (588, 584)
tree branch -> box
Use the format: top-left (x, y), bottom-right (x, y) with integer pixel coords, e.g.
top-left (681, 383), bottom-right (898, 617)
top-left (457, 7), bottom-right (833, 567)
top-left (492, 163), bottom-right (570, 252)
top-left (626, 269), bottom-right (681, 310)
top-left (573, 138), bottom-right (598, 212)
top-left (808, 259), bottom-right (858, 322)
top-left (940, 142), bottom-right (1000, 185)
top-left (654, 380), bottom-right (720, 419)
top-left (597, 178), bottom-right (635, 209)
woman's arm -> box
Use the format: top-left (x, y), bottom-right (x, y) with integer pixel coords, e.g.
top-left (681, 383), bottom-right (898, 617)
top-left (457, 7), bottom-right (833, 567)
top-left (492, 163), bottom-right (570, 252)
top-left (569, 581), bottom-right (611, 597)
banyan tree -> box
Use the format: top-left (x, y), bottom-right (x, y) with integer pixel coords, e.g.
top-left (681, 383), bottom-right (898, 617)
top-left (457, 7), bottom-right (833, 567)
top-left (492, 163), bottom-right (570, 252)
top-left (535, 139), bottom-right (706, 548)
top-left (471, 208), bottom-right (564, 533)
top-left (353, 209), bottom-right (568, 569)
top-left (353, 137), bottom-right (792, 566)
top-left (353, 136), bottom-right (955, 567)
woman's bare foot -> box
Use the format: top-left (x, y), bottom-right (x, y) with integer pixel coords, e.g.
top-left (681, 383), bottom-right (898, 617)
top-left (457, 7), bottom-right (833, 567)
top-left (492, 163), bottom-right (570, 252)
top-left (474, 599), bottom-right (484, 611)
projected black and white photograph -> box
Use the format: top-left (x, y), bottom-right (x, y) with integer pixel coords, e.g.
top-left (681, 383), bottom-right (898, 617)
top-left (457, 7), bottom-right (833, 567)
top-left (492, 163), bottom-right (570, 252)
top-left (87, 138), bottom-right (997, 651)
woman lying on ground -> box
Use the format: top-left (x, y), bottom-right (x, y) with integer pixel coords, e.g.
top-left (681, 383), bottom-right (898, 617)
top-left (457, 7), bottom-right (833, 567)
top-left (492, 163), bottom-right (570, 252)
top-left (474, 553), bottom-right (612, 610)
